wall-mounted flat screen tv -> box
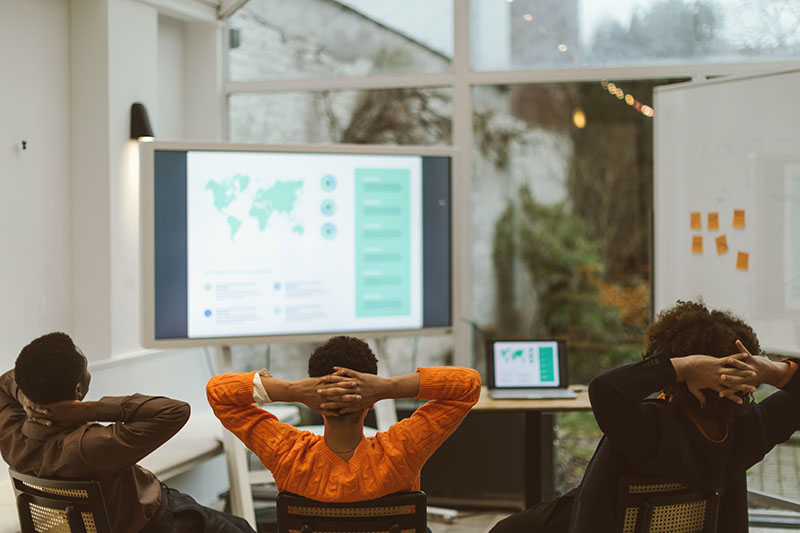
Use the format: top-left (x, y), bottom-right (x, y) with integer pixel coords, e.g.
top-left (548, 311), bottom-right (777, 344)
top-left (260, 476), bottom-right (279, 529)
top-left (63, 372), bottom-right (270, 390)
top-left (140, 142), bottom-right (453, 348)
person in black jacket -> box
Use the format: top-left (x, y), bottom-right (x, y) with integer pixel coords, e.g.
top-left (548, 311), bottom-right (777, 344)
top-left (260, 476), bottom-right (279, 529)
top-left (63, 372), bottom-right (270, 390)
top-left (491, 300), bottom-right (799, 532)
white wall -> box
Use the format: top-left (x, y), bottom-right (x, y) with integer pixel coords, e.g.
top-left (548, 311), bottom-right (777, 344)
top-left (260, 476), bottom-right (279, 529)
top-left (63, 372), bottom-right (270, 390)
top-left (68, 0), bottom-right (220, 359)
top-left (0, 0), bottom-right (229, 508)
top-left (70, 0), bottom-right (112, 359)
top-left (158, 17), bottom-right (186, 139)
top-left (108, 0), bottom-right (158, 356)
top-left (0, 0), bottom-right (221, 365)
top-left (0, 0), bottom-right (72, 370)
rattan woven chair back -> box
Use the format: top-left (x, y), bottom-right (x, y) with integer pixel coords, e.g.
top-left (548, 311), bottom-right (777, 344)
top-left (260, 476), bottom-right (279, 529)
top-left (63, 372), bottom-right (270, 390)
top-left (617, 476), bottom-right (720, 533)
top-left (9, 468), bottom-right (112, 533)
top-left (276, 491), bottom-right (427, 533)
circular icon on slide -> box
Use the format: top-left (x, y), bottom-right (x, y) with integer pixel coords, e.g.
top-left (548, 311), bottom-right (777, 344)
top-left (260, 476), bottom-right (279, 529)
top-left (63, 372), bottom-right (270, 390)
top-left (204, 309), bottom-right (212, 317)
top-left (320, 199), bottom-right (337, 216)
top-left (321, 174), bottom-right (337, 192)
top-left (321, 222), bottom-right (337, 240)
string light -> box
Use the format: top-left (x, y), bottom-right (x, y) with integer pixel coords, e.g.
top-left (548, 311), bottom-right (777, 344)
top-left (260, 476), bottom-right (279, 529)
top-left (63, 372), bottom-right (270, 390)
top-left (600, 81), bottom-right (655, 118)
top-left (558, 43), bottom-right (568, 52)
top-left (572, 108), bottom-right (587, 129)
top-left (523, 13), bottom-right (532, 21)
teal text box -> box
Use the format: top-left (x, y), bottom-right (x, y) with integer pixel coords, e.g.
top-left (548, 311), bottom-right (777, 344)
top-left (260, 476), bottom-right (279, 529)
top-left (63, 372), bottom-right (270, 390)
top-left (355, 168), bottom-right (411, 318)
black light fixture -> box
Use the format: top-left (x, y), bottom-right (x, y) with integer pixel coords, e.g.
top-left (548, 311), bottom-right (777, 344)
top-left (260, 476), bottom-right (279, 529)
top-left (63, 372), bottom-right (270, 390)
top-left (130, 102), bottom-right (155, 140)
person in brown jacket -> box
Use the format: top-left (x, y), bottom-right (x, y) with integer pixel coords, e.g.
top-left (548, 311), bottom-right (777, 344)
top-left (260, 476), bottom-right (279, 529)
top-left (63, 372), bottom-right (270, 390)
top-left (0, 332), bottom-right (253, 533)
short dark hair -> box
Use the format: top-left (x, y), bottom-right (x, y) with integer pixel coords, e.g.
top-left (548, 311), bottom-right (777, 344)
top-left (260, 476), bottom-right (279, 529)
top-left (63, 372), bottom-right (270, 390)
top-left (15, 332), bottom-right (85, 404)
top-left (643, 300), bottom-right (760, 420)
top-left (308, 336), bottom-right (378, 377)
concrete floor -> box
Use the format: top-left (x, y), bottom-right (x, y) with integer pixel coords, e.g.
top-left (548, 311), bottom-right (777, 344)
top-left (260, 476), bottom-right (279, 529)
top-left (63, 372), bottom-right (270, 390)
top-left (427, 510), bottom-right (793, 532)
top-left (429, 510), bottom-right (510, 533)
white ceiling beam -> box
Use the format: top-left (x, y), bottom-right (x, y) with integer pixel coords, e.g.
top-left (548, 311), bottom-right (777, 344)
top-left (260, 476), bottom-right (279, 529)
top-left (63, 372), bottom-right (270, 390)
top-left (135, 0), bottom-right (218, 22)
top-left (219, 0), bottom-right (247, 19)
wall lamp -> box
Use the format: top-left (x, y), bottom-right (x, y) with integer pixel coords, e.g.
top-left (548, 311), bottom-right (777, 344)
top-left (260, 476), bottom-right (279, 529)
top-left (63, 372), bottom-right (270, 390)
top-left (130, 102), bottom-right (154, 141)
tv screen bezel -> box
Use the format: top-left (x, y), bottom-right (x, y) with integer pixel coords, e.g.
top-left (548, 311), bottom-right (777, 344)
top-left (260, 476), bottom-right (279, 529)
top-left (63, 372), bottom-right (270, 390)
top-left (140, 140), bottom-right (457, 348)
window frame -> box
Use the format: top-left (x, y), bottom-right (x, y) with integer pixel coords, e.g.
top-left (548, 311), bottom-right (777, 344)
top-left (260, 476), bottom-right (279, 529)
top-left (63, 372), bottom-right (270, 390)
top-left (221, 0), bottom-right (800, 367)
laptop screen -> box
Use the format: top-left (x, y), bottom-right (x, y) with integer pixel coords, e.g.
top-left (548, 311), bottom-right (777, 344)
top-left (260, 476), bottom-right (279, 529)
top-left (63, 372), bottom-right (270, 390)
top-left (488, 340), bottom-right (567, 389)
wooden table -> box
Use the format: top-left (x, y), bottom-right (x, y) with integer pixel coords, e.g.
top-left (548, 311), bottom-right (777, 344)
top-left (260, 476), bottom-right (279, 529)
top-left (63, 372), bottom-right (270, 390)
top-left (421, 385), bottom-right (592, 511)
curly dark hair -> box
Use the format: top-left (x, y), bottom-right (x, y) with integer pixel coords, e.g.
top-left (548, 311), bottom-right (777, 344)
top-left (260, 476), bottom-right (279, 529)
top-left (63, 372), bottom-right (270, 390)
top-left (308, 336), bottom-right (378, 377)
top-left (644, 300), bottom-right (760, 420)
top-left (15, 332), bottom-right (86, 404)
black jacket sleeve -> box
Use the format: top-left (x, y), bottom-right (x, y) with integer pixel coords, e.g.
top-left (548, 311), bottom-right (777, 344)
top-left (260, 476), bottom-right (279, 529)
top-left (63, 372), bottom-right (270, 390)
top-left (588, 353), bottom-right (677, 461)
top-left (733, 360), bottom-right (800, 472)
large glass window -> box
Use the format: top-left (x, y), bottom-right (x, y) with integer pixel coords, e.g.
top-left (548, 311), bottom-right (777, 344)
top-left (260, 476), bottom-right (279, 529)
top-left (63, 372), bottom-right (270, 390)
top-left (224, 0), bottom-right (800, 511)
top-left (471, 80), bottom-right (679, 383)
top-left (227, 0), bottom-right (453, 81)
top-left (470, 79), bottom-right (680, 492)
top-left (470, 0), bottom-right (800, 71)
top-left (228, 88), bottom-right (452, 145)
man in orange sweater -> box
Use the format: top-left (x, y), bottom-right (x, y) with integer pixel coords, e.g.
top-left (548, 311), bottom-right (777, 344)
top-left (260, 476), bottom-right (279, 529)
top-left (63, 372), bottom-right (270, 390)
top-left (206, 336), bottom-right (481, 502)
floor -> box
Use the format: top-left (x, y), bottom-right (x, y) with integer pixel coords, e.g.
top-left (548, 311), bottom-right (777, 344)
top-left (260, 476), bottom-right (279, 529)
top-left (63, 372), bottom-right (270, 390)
top-left (426, 510), bottom-right (793, 532)
top-left (428, 510), bottom-right (511, 533)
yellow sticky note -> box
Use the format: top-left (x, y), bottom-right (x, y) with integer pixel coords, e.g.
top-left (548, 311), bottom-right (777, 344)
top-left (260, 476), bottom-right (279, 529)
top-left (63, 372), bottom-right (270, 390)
top-left (733, 209), bottom-right (746, 229)
top-left (692, 235), bottom-right (703, 254)
top-left (736, 251), bottom-right (749, 271)
top-left (716, 235), bottom-right (728, 255)
top-left (690, 212), bottom-right (702, 230)
top-left (708, 212), bottom-right (719, 230)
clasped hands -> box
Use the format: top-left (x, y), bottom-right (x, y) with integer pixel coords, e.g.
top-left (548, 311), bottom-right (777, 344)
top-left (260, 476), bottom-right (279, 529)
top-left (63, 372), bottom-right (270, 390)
top-left (300, 367), bottom-right (382, 418)
top-left (679, 340), bottom-right (788, 407)
top-left (22, 398), bottom-right (94, 428)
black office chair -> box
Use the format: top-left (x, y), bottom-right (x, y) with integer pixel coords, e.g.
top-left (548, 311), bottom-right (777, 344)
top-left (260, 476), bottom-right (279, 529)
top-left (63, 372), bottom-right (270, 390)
top-left (617, 476), bottom-right (720, 533)
top-left (9, 468), bottom-right (112, 533)
top-left (276, 490), bottom-right (427, 533)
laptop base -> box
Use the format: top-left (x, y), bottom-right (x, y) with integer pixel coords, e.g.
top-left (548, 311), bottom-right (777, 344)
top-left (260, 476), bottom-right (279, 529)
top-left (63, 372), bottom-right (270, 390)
top-left (489, 388), bottom-right (577, 400)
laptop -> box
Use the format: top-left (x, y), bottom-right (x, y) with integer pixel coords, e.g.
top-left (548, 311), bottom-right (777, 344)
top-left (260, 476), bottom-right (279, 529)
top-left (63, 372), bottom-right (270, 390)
top-left (487, 339), bottom-right (577, 400)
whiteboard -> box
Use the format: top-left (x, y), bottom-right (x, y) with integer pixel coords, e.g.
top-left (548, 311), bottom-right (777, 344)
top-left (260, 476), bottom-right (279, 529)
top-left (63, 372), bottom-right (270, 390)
top-left (654, 67), bottom-right (800, 355)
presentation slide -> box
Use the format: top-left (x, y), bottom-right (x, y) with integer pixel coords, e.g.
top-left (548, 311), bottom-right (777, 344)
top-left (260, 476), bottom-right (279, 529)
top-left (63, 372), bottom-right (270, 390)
top-left (493, 341), bottom-right (560, 388)
top-left (149, 147), bottom-right (451, 342)
top-left (187, 151), bottom-right (422, 338)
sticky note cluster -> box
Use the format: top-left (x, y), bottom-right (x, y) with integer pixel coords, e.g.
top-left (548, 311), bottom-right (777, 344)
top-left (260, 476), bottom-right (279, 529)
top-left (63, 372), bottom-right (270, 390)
top-left (689, 209), bottom-right (749, 271)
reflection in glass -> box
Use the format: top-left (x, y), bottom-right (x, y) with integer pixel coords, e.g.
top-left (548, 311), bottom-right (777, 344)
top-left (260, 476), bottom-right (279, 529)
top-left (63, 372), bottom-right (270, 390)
top-left (471, 0), bottom-right (800, 70)
top-left (227, 0), bottom-right (453, 81)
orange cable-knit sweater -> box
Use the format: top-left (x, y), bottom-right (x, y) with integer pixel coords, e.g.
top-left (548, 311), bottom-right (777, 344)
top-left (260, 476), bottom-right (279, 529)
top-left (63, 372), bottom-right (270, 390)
top-left (207, 367), bottom-right (480, 502)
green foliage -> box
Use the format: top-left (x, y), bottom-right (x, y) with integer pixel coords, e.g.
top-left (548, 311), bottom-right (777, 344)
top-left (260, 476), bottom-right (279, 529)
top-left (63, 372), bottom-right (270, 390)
top-left (493, 185), bottom-right (644, 383)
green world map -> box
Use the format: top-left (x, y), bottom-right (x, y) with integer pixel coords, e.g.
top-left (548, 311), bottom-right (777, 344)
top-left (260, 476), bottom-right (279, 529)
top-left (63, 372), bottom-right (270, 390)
top-left (205, 174), bottom-right (304, 240)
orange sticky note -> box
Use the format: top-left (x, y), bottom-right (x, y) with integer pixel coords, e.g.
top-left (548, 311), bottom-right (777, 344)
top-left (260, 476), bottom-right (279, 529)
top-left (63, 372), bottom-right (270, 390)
top-left (690, 212), bottom-right (702, 230)
top-left (716, 235), bottom-right (728, 255)
top-left (692, 235), bottom-right (703, 254)
top-left (736, 251), bottom-right (749, 271)
top-left (708, 212), bottom-right (719, 230)
top-left (733, 209), bottom-right (746, 228)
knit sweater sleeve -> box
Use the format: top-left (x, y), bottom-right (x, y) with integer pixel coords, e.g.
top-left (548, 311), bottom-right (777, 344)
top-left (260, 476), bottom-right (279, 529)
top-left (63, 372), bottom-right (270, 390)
top-left (383, 367), bottom-right (480, 471)
top-left (206, 372), bottom-right (303, 471)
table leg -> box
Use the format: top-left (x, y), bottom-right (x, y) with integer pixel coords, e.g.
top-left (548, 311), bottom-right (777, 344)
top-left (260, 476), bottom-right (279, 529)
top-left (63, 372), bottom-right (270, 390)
top-left (524, 412), bottom-right (556, 508)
